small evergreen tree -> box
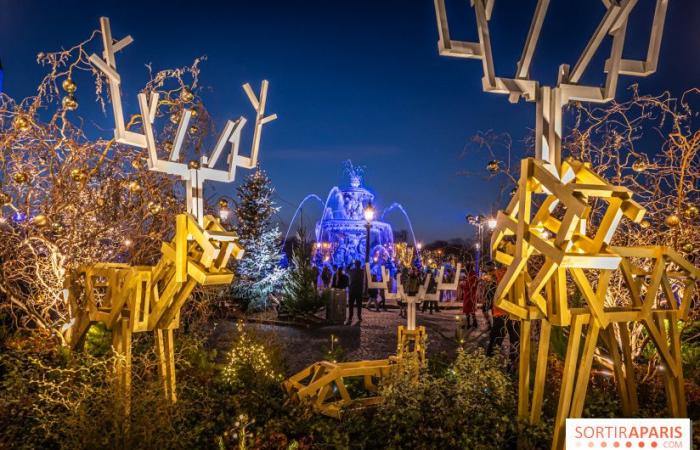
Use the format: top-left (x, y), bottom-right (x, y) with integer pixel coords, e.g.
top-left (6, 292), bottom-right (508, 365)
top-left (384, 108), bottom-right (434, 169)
top-left (279, 230), bottom-right (328, 318)
top-left (232, 169), bottom-right (285, 310)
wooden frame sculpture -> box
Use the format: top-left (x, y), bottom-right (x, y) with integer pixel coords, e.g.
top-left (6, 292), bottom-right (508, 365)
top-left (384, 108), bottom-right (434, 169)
top-left (63, 17), bottom-right (275, 409)
top-left (283, 358), bottom-right (396, 418)
top-left (433, 1), bottom-right (699, 449)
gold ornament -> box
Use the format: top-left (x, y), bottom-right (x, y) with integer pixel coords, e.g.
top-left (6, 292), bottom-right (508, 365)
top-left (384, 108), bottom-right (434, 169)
top-left (632, 159), bottom-right (647, 173)
top-left (665, 214), bottom-right (680, 227)
top-left (163, 141), bottom-right (173, 152)
top-left (62, 78), bottom-right (77, 94)
top-left (12, 116), bottom-right (31, 132)
top-left (32, 214), bottom-right (49, 227)
top-left (13, 172), bottom-right (29, 184)
top-left (96, 197), bottom-right (105, 207)
top-left (190, 109), bottom-right (198, 118)
top-left (128, 180), bottom-right (142, 193)
top-left (188, 160), bottom-right (200, 170)
top-left (639, 219), bottom-right (650, 229)
top-left (170, 112), bottom-right (180, 125)
top-left (189, 125), bottom-right (199, 135)
top-left (51, 222), bottom-right (64, 233)
top-left (62, 95), bottom-right (78, 111)
top-left (131, 159), bottom-right (142, 170)
top-left (0, 192), bottom-right (10, 204)
top-left (684, 205), bottom-right (698, 219)
top-left (682, 243), bottom-right (694, 253)
top-left (180, 87), bottom-right (194, 103)
top-left (218, 198), bottom-right (229, 209)
top-left (147, 201), bottom-right (162, 215)
top-left (487, 160), bottom-right (500, 173)
top-left (70, 168), bottom-right (88, 182)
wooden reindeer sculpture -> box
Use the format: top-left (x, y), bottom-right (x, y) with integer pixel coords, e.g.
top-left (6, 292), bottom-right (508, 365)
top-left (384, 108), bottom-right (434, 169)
top-left (434, 1), bottom-right (699, 449)
top-left (63, 17), bottom-right (276, 408)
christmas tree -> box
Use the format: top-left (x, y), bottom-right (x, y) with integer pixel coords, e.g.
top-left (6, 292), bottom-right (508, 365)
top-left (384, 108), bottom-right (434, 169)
top-left (232, 168), bottom-right (285, 310)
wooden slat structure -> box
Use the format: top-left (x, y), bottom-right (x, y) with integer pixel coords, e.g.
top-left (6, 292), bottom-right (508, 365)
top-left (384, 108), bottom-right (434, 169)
top-left (64, 214), bottom-right (242, 409)
top-left (61, 16), bottom-right (272, 412)
top-left (283, 358), bottom-right (397, 418)
top-left (430, 2), bottom-right (698, 449)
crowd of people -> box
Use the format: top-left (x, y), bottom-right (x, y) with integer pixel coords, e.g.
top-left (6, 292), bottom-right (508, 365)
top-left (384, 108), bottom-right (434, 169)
top-left (315, 260), bottom-right (520, 363)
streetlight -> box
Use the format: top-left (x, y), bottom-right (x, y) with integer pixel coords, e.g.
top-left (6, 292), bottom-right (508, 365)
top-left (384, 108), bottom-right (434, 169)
top-left (363, 201), bottom-right (375, 265)
top-left (363, 201), bottom-right (375, 300)
top-left (466, 214), bottom-right (494, 276)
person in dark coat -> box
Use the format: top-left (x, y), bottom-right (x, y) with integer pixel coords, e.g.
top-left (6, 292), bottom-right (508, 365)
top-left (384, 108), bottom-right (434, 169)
top-left (321, 265), bottom-right (332, 288)
top-left (346, 260), bottom-right (365, 324)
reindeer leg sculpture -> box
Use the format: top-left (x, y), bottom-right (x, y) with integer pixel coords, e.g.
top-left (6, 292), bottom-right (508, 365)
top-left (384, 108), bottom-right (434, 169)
top-left (155, 328), bottom-right (177, 403)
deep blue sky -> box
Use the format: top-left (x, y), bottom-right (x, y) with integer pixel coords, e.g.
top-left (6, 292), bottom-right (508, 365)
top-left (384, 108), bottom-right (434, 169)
top-left (1, 1), bottom-right (699, 241)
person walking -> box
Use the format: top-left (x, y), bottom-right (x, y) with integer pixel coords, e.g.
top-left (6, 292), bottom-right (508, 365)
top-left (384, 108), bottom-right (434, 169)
top-left (332, 266), bottom-right (349, 289)
top-left (321, 265), bottom-right (332, 289)
top-left (486, 267), bottom-right (519, 365)
top-left (421, 270), bottom-right (439, 314)
top-left (461, 267), bottom-right (479, 328)
top-left (346, 260), bottom-right (364, 324)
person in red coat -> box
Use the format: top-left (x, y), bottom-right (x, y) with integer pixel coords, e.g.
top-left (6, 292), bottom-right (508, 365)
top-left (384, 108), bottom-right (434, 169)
top-left (461, 267), bottom-right (479, 328)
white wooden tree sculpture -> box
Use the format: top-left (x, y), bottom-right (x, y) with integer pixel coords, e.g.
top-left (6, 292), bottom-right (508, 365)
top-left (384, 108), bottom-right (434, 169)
top-left (434, 2), bottom-right (699, 449)
top-left (63, 17), bottom-right (277, 412)
top-left (89, 17), bottom-right (277, 226)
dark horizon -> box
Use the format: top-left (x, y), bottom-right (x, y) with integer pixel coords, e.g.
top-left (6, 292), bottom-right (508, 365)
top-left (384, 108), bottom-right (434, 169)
top-left (2, 0), bottom-right (699, 242)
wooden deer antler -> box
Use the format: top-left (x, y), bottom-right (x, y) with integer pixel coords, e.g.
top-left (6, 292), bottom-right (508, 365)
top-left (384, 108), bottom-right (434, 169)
top-left (89, 17), bottom-right (277, 224)
top-left (434, 0), bottom-right (667, 169)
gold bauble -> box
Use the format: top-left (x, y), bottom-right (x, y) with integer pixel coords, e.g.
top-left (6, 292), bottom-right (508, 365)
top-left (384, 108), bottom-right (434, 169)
top-left (665, 214), bottom-right (680, 227)
top-left (128, 180), bottom-right (142, 193)
top-left (163, 141), bottom-right (173, 152)
top-left (170, 112), bottom-right (180, 125)
top-left (147, 201), bottom-right (162, 214)
top-left (180, 87), bottom-right (194, 103)
top-left (486, 160), bottom-right (500, 173)
top-left (32, 214), bottom-right (49, 227)
top-left (682, 243), bottom-right (694, 253)
top-left (189, 125), bottom-right (199, 135)
top-left (96, 197), bottom-right (105, 207)
top-left (70, 168), bottom-right (88, 182)
top-left (632, 158), bottom-right (647, 173)
top-left (62, 95), bottom-right (78, 111)
top-left (131, 159), bottom-right (142, 170)
top-left (13, 172), bottom-right (29, 184)
top-left (12, 116), bottom-right (30, 132)
top-left (62, 78), bottom-right (77, 94)
top-left (684, 205), bottom-right (698, 219)
top-left (190, 109), bottom-right (198, 118)
top-left (218, 198), bottom-right (229, 209)
top-left (639, 219), bottom-right (651, 229)
top-left (188, 160), bottom-right (200, 170)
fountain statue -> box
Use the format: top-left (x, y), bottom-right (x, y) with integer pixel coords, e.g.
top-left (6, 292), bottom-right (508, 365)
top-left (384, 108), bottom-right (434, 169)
top-left (286, 161), bottom-right (417, 268)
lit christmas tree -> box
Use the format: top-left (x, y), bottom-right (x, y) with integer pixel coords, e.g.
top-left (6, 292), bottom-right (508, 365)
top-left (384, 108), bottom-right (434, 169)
top-left (232, 168), bottom-right (286, 310)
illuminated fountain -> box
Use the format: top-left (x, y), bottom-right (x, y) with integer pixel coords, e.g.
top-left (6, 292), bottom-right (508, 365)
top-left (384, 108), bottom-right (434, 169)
top-left (286, 162), bottom-right (418, 267)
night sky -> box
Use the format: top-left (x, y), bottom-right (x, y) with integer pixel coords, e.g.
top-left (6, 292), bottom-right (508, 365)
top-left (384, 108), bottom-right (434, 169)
top-left (1, 1), bottom-right (699, 242)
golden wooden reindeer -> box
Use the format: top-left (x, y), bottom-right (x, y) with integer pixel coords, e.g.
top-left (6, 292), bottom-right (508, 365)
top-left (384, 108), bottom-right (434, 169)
top-left (434, 1), bottom-right (699, 449)
top-left (62, 17), bottom-right (276, 405)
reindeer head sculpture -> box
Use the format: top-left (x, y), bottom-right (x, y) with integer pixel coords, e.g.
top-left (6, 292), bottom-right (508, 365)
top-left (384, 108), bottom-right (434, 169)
top-left (90, 17), bottom-right (277, 225)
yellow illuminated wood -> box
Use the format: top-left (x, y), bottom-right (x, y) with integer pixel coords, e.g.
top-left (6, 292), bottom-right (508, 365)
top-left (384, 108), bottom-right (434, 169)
top-left (64, 213), bottom-right (243, 405)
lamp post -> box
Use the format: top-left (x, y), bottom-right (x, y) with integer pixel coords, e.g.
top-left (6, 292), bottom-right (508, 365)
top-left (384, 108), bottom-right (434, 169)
top-left (466, 214), bottom-right (497, 276)
top-left (363, 202), bottom-right (375, 299)
top-left (363, 202), bottom-right (375, 264)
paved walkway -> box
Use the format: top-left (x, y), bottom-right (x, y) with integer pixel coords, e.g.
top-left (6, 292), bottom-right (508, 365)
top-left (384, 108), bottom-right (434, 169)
top-left (209, 305), bottom-right (493, 375)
